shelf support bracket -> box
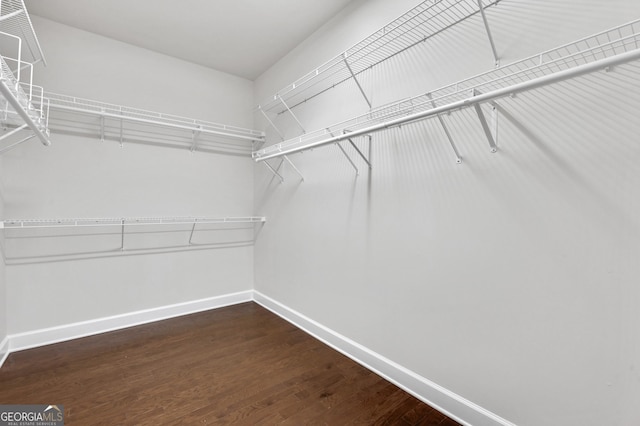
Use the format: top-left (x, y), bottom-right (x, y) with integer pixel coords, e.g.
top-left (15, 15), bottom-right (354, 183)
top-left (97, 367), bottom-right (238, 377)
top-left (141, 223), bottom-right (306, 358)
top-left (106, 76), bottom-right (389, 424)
top-left (473, 96), bottom-right (498, 153)
top-left (120, 219), bottom-right (125, 251)
top-left (283, 155), bottom-right (305, 182)
top-left (477, 0), bottom-right (500, 67)
top-left (190, 125), bottom-right (202, 153)
top-left (262, 159), bottom-right (284, 183)
top-left (188, 220), bottom-right (197, 245)
top-left (119, 111), bottom-right (124, 147)
top-left (337, 141), bottom-right (359, 176)
top-left (427, 94), bottom-right (462, 163)
top-left (343, 129), bottom-right (372, 169)
top-left (258, 106), bottom-right (285, 141)
top-left (100, 113), bottom-right (105, 142)
top-left (0, 123), bottom-right (28, 143)
top-left (328, 127), bottom-right (359, 176)
top-left (343, 53), bottom-right (372, 109)
top-left (347, 138), bottom-right (372, 169)
top-left (0, 133), bottom-right (35, 154)
top-left (489, 101), bottom-right (499, 148)
top-left (277, 95), bottom-right (306, 134)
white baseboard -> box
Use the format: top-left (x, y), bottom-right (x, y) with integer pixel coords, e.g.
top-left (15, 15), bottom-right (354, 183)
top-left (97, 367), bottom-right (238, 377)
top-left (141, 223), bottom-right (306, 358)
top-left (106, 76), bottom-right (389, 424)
top-left (253, 291), bottom-right (516, 426)
top-left (7, 290), bottom-right (253, 355)
top-left (0, 336), bottom-right (9, 368)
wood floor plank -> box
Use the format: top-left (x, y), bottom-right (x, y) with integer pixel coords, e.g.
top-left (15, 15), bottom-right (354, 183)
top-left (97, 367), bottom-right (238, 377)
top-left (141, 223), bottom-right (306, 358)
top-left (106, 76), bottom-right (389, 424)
top-left (0, 302), bottom-right (461, 425)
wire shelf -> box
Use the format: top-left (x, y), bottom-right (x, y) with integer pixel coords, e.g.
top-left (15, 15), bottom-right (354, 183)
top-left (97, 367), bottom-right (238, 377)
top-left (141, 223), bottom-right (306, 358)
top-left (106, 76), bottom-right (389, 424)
top-left (253, 19), bottom-right (640, 161)
top-left (45, 92), bottom-right (265, 144)
top-left (0, 0), bottom-right (50, 148)
top-left (256, 0), bottom-right (500, 114)
top-left (1, 216), bottom-right (267, 229)
top-left (0, 0), bottom-right (46, 64)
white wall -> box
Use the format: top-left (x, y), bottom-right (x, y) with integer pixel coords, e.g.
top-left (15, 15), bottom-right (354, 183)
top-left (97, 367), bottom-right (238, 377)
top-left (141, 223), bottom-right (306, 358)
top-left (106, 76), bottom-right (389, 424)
top-left (0, 154), bottom-right (7, 359)
top-left (2, 17), bottom-right (256, 334)
top-left (254, 1), bottom-right (640, 425)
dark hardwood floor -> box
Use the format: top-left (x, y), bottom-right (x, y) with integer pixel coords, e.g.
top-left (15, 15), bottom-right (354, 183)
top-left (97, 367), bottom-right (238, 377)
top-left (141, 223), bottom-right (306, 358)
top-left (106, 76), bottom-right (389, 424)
top-left (0, 302), bottom-right (461, 425)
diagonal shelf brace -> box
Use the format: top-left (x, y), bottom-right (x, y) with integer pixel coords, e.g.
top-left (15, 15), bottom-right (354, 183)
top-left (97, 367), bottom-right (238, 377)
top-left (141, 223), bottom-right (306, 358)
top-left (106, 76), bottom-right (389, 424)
top-left (337, 142), bottom-right (359, 176)
top-left (0, 133), bottom-right (35, 154)
top-left (427, 94), bottom-right (462, 164)
top-left (190, 125), bottom-right (202, 153)
top-left (262, 159), bottom-right (284, 183)
top-left (258, 105), bottom-right (285, 141)
top-left (119, 111), bottom-right (124, 147)
top-left (283, 155), bottom-right (305, 182)
top-left (489, 101), bottom-right (499, 147)
top-left (188, 220), bottom-right (198, 245)
top-left (330, 128), bottom-right (359, 176)
top-left (277, 95), bottom-right (306, 134)
top-left (0, 123), bottom-right (28, 143)
top-left (478, 0), bottom-right (500, 67)
top-left (343, 129), bottom-right (372, 169)
top-left (472, 93), bottom-right (498, 153)
top-left (99, 109), bottom-right (105, 142)
top-left (343, 53), bottom-right (373, 109)
top-left (347, 138), bottom-right (372, 169)
top-left (120, 219), bottom-right (125, 251)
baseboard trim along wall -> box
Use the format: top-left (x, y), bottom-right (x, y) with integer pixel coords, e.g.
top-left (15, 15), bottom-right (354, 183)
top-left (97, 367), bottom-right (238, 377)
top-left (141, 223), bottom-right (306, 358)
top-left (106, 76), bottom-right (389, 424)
top-left (7, 290), bottom-right (253, 355)
top-left (0, 336), bottom-right (9, 368)
top-left (253, 291), bottom-right (517, 426)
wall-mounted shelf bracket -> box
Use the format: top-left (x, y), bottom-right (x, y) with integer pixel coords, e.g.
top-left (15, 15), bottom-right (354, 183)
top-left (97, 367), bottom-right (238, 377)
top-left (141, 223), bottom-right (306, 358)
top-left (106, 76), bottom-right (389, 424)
top-left (262, 159), bottom-right (285, 183)
top-left (0, 123), bottom-right (28, 143)
top-left (283, 155), bottom-right (305, 182)
top-left (343, 53), bottom-right (372, 109)
top-left (120, 219), bottom-right (125, 251)
top-left (100, 110), bottom-right (105, 142)
top-left (427, 94), bottom-right (462, 163)
top-left (472, 92), bottom-right (498, 153)
top-left (344, 130), bottom-right (372, 170)
top-left (258, 105), bottom-right (285, 141)
top-left (490, 101), bottom-right (499, 148)
top-left (188, 220), bottom-right (198, 245)
top-left (327, 127), bottom-right (359, 176)
top-left (277, 94), bottom-right (305, 134)
top-left (190, 125), bottom-right (202, 153)
top-left (337, 141), bottom-right (359, 176)
top-left (478, 0), bottom-right (499, 67)
top-left (0, 131), bottom-right (34, 154)
top-left (119, 111), bottom-right (124, 147)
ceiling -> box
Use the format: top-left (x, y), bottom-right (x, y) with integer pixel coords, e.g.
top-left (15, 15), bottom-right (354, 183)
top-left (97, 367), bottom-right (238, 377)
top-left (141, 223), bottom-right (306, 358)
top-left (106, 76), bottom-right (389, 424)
top-left (24, 0), bottom-right (356, 80)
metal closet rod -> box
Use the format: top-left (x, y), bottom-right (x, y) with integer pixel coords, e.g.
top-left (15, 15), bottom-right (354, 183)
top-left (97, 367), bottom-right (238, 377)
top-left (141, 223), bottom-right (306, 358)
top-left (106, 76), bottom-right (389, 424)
top-left (0, 216), bottom-right (267, 229)
top-left (253, 48), bottom-right (640, 162)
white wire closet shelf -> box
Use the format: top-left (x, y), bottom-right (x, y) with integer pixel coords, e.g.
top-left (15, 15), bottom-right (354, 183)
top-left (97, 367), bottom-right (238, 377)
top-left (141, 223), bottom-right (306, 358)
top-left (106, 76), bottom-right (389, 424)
top-left (0, 0), bottom-right (50, 148)
top-left (253, 19), bottom-right (640, 162)
top-left (1, 216), bottom-right (266, 229)
top-left (1, 216), bottom-right (267, 261)
top-left (0, 0), bottom-right (45, 64)
top-left (256, 0), bottom-right (500, 114)
top-left (44, 92), bottom-right (265, 152)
